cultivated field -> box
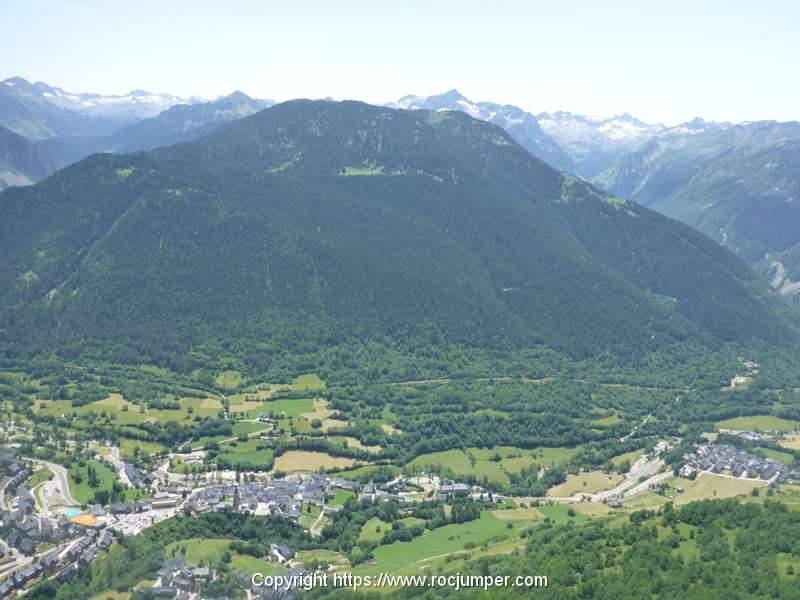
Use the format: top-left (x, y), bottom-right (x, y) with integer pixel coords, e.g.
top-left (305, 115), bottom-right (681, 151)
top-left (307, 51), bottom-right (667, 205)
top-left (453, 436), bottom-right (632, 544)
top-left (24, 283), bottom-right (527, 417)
top-left (273, 451), bottom-right (360, 472)
top-left (547, 471), bottom-right (623, 497)
top-left (717, 415), bottom-right (800, 432)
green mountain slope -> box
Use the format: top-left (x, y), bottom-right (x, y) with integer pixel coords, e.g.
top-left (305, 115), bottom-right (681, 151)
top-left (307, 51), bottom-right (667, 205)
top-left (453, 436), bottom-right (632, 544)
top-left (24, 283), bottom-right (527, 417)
top-left (596, 121), bottom-right (800, 296)
top-left (0, 100), bottom-right (795, 368)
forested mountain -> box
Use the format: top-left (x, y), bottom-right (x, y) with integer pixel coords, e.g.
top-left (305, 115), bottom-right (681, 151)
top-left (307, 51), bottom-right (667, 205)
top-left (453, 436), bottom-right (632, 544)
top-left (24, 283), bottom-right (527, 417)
top-left (402, 89), bottom-right (800, 297)
top-left (597, 120), bottom-right (800, 297)
top-left (94, 90), bottom-right (273, 153)
top-left (390, 90), bottom-right (577, 173)
top-left (0, 100), bottom-right (796, 371)
top-left (0, 125), bottom-right (55, 189)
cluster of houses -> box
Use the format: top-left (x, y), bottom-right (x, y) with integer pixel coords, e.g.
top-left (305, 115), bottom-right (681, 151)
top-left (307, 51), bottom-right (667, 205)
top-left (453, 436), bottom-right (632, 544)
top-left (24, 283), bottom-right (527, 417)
top-left (681, 443), bottom-right (793, 482)
top-left (185, 474), bottom-right (342, 518)
top-left (0, 525), bottom-right (112, 599)
top-left (123, 462), bottom-right (150, 489)
top-left (148, 556), bottom-right (213, 597)
top-left (0, 452), bottom-right (30, 494)
top-left (0, 487), bottom-right (85, 557)
top-left (0, 547), bottom-right (61, 598)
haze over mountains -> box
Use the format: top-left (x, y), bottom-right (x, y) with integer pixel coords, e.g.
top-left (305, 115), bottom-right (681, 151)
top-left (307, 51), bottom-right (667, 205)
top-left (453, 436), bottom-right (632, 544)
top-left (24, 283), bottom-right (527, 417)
top-left (2, 76), bottom-right (800, 301)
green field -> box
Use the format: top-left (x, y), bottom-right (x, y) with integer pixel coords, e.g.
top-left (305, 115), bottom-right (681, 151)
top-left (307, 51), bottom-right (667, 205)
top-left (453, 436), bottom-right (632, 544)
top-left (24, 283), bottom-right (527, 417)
top-left (163, 537), bottom-right (285, 575)
top-left (251, 397), bottom-right (315, 419)
top-left (354, 511), bottom-right (540, 576)
top-left (231, 421), bottom-right (272, 436)
top-left (672, 474), bottom-right (766, 504)
top-left (291, 373), bottom-right (326, 392)
top-left (33, 394), bottom-right (223, 432)
top-left (329, 489), bottom-right (355, 507)
top-left (359, 517), bottom-right (392, 542)
top-left (215, 370), bottom-right (243, 389)
top-left (536, 504), bottom-right (590, 523)
top-left (408, 446), bottom-right (580, 485)
top-left (759, 448), bottom-right (795, 466)
top-left (120, 438), bottom-right (166, 459)
top-left (610, 449), bottom-right (644, 468)
top-left (68, 459), bottom-right (118, 504)
top-left (217, 439), bottom-right (274, 467)
top-left (717, 415), bottom-right (800, 432)
top-left (547, 471), bottom-right (623, 497)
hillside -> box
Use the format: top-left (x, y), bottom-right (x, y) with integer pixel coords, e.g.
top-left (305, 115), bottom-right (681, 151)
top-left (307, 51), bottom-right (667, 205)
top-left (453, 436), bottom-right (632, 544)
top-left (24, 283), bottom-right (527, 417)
top-left (390, 90), bottom-right (577, 173)
top-left (0, 125), bottom-right (55, 189)
top-left (597, 120), bottom-right (800, 296)
top-left (0, 90), bottom-right (274, 188)
top-left (0, 100), bottom-right (795, 370)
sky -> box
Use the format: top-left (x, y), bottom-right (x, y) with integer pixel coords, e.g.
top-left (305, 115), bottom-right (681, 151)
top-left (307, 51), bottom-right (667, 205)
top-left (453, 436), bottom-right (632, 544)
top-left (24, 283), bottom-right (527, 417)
top-left (2, 0), bottom-right (799, 125)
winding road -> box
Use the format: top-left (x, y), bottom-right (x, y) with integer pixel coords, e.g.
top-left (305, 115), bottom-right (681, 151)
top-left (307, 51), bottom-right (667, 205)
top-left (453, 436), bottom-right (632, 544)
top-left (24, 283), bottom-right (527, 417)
top-left (35, 459), bottom-right (79, 508)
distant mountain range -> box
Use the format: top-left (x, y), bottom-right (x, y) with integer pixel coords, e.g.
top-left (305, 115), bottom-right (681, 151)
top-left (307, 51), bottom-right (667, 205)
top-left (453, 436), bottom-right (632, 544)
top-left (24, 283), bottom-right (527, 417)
top-left (2, 100), bottom-right (794, 368)
top-left (0, 76), bottom-right (202, 138)
top-left (0, 77), bottom-right (273, 188)
top-left (390, 90), bottom-right (800, 297)
top-left (2, 77), bottom-right (799, 298)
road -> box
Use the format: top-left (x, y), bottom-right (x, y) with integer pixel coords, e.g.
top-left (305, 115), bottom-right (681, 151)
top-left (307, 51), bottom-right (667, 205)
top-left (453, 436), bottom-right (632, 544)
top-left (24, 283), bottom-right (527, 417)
top-left (512, 453), bottom-right (668, 505)
top-left (592, 453), bottom-right (665, 501)
top-left (35, 459), bottom-right (79, 508)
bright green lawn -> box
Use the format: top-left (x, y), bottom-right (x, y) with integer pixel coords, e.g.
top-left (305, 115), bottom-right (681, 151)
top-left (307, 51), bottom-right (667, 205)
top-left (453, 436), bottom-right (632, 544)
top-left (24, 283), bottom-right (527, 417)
top-left (359, 517), bottom-right (391, 542)
top-left (329, 489), bottom-right (355, 507)
top-left (291, 373), bottom-right (326, 392)
top-left (217, 438), bottom-right (274, 467)
top-left (354, 511), bottom-right (539, 575)
top-left (68, 459), bottom-right (118, 504)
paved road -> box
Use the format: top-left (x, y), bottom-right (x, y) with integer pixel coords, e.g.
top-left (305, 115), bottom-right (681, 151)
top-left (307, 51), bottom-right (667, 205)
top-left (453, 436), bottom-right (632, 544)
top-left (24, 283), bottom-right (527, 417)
top-left (592, 454), bottom-right (665, 501)
top-left (36, 460), bottom-right (79, 508)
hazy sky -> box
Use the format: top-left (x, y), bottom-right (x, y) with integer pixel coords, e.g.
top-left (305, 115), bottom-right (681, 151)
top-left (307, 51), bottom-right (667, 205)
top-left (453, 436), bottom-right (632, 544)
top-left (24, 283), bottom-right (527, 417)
top-left (2, 0), bottom-right (798, 125)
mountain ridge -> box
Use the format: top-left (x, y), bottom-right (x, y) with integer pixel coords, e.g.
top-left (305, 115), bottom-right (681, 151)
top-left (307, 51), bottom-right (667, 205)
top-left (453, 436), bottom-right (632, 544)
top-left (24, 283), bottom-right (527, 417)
top-left (0, 99), bottom-right (794, 371)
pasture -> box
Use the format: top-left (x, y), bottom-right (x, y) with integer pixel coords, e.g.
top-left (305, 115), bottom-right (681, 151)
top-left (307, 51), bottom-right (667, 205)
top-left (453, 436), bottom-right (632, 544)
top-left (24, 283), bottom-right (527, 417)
top-left (547, 471), bottom-right (623, 497)
top-left (408, 446), bottom-right (581, 485)
top-left (273, 451), bottom-right (360, 472)
top-left (68, 459), bottom-right (118, 504)
top-left (217, 439), bottom-right (274, 467)
top-left (354, 511), bottom-right (540, 576)
top-left (717, 415), bottom-right (800, 432)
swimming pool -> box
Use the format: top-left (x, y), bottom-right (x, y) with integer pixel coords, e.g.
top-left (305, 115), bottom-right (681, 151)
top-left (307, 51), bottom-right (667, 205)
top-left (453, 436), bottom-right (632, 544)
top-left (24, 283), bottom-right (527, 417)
top-left (62, 507), bottom-right (81, 517)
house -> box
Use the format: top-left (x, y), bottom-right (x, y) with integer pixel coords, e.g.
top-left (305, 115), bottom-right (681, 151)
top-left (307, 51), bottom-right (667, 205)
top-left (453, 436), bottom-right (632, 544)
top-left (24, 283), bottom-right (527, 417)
top-left (151, 496), bottom-right (179, 510)
top-left (257, 412), bottom-right (275, 423)
top-left (123, 463), bottom-right (145, 488)
top-left (19, 537), bottom-right (36, 556)
top-left (99, 530), bottom-right (114, 549)
top-left (439, 482), bottom-right (471, 497)
top-left (110, 502), bottom-right (133, 515)
top-left (80, 547), bottom-right (97, 564)
top-left (269, 543), bottom-right (295, 564)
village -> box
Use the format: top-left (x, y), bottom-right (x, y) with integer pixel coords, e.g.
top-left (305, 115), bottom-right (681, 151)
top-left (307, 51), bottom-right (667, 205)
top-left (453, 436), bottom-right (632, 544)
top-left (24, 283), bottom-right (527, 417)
top-left (1, 443), bottom-right (488, 600)
top-left (2, 424), bottom-right (799, 599)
